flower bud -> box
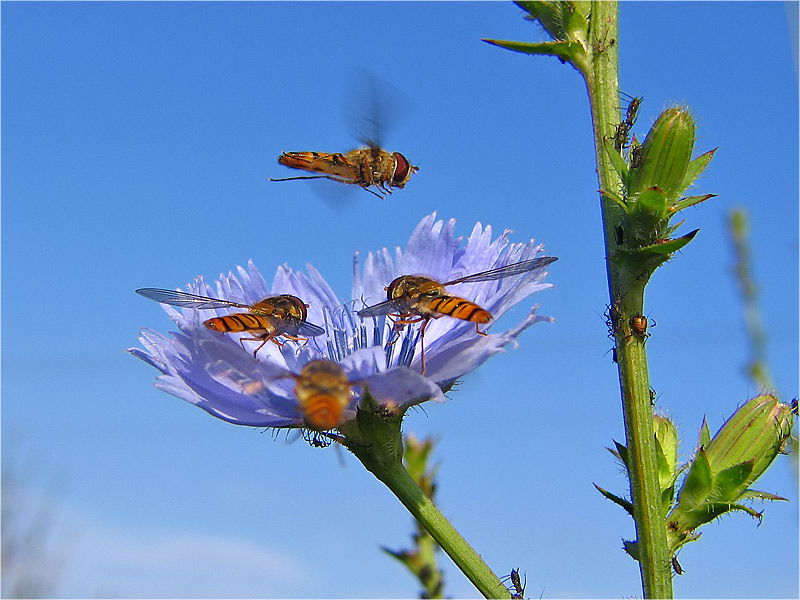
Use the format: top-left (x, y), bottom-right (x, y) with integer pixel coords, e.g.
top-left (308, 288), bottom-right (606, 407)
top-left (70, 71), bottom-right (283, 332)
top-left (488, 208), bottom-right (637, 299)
top-left (666, 393), bottom-right (794, 551)
top-left (703, 393), bottom-right (794, 489)
top-left (654, 414), bottom-right (679, 489)
top-left (630, 107), bottom-right (696, 200)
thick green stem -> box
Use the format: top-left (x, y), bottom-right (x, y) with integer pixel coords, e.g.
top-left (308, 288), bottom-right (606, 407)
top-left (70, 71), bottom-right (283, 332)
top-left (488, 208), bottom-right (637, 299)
top-left (586, 3), bottom-right (673, 598)
top-left (355, 446), bottom-right (510, 599)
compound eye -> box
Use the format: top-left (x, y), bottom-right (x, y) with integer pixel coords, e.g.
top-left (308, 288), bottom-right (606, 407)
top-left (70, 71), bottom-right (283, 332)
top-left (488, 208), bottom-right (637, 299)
top-left (392, 153), bottom-right (410, 185)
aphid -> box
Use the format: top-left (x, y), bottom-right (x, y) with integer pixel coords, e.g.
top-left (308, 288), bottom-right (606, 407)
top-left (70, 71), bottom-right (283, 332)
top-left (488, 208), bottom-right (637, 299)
top-left (135, 288), bottom-right (325, 357)
top-left (671, 555), bottom-right (684, 576)
top-left (613, 120), bottom-right (630, 152)
top-left (625, 95), bottom-right (642, 129)
top-left (510, 568), bottom-right (526, 599)
top-left (357, 256), bottom-right (558, 373)
top-left (501, 568), bottom-right (526, 599)
top-left (270, 146), bottom-right (418, 199)
top-left (291, 359), bottom-right (353, 432)
top-left (629, 141), bottom-right (644, 169)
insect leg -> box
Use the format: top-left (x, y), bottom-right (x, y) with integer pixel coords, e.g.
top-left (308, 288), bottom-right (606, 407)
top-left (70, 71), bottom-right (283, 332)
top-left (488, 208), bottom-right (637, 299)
top-left (270, 175), bottom-right (356, 184)
top-left (281, 334), bottom-right (310, 347)
top-left (419, 318), bottom-right (431, 375)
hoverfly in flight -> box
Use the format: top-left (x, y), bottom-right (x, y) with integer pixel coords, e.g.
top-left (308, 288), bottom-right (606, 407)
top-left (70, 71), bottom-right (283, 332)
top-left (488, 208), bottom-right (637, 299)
top-left (357, 256), bottom-right (558, 373)
top-left (270, 146), bottom-right (418, 199)
top-left (270, 71), bottom-right (418, 199)
top-left (135, 288), bottom-right (325, 357)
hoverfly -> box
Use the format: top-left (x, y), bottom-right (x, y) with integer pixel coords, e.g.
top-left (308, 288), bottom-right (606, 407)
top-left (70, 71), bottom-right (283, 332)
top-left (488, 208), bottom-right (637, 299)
top-left (290, 359), bottom-right (353, 432)
top-left (357, 256), bottom-right (558, 373)
top-left (135, 288), bottom-right (325, 357)
top-left (270, 72), bottom-right (418, 199)
top-left (270, 146), bottom-right (418, 199)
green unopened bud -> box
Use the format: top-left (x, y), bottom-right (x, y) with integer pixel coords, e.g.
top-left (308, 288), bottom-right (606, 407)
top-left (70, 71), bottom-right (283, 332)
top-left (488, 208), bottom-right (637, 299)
top-left (704, 393), bottom-right (794, 488)
top-left (630, 107), bottom-right (696, 200)
top-left (666, 393), bottom-right (794, 551)
top-left (654, 414), bottom-right (679, 488)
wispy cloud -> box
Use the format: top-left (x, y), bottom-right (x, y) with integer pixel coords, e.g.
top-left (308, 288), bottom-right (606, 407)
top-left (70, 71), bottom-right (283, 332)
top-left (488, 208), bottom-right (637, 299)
top-left (55, 520), bottom-right (311, 598)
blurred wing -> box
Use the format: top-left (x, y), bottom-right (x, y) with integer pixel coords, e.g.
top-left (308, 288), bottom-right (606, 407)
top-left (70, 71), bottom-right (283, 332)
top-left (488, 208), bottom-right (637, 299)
top-left (443, 257), bottom-right (558, 286)
top-left (135, 288), bottom-right (249, 310)
top-left (357, 300), bottom-right (397, 319)
top-left (281, 317), bottom-right (326, 338)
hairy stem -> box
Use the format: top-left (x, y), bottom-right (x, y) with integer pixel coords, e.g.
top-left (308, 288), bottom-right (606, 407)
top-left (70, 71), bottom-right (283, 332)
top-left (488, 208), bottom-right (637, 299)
top-left (586, 3), bottom-right (673, 598)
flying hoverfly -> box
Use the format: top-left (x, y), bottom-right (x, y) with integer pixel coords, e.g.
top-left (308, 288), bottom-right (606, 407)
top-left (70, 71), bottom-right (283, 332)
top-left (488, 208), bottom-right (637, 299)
top-left (356, 256), bottom-right (558, 373)
top-left (270, 146), bottom-right (418, 199)
top-left (270, 72), bottom-right (418, 199)
top-left (135, 288), bottom-right (325, 357)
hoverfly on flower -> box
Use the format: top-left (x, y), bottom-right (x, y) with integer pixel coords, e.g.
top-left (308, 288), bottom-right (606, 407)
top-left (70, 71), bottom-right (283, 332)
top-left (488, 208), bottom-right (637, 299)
top-left (286, 359), bottom-right (354, 432)
top-left (135, 288), bottom-right (325, 357)
top-left (357, 256), bottom-right (558, 373)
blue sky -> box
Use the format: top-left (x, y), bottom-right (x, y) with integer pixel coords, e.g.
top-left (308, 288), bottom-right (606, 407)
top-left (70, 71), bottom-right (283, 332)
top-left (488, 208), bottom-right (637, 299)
top-left (2, 2), bottom-right (797, 598)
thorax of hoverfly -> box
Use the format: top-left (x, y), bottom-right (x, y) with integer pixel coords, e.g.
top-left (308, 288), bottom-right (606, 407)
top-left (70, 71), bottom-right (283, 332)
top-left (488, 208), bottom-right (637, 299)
top-left (387, 275), bottom-right (447, 300)
top-left (247, 294), bottom-right (308, 321)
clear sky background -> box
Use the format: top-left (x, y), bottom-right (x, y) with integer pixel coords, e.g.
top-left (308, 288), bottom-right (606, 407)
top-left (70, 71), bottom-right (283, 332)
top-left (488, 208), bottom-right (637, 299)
top-left (2, 2), bottom-right (798, 598)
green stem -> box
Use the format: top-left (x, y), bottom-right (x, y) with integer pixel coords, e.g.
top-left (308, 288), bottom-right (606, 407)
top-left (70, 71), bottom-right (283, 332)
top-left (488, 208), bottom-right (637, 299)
top-left (586, 3), bottom-right (673, 598)
top-left (354, 445), bottom-right (510, 599)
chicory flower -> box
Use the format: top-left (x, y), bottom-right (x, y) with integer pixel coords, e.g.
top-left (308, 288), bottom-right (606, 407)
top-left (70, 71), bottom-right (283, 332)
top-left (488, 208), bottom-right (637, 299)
top-left (128, 213), bottom-right (555, 431)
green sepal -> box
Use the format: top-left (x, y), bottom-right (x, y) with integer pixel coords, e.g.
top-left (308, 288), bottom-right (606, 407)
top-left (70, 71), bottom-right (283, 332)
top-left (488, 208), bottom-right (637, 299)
top-left (713, 460), bottom-right (755, 501)
top-left (673, 194), bottom-right (716, 213)
top-left (698, 418), bottom-right (711, 449)
top-left (638, 229), bottom-right (699, 256)
top-left (623, 540), bottom-right (639, 561)
top-left (661, 485), bottom-right (676, 517)
top-left (600, 186), bottom-right (627, 210)
top-left (676, 448), bottom-right (712, 508)
top-left (654, 434), bottom-right (673, 491)
top-left (514, 1), bottom-right (591, 43)
top-left (739, 488), bottom-right (789, 502)
top-left (481, 38), bottom-right (585, 66)
top-left (603, 135), bottom-right (630, 181)
top-left (514, 1), bottom-right (562, 37)
top-left (691, 501), bottom-right (763, 524)
top-left (612, 439), bottom-right (629, 467)
top-left (680, 148), bottom-right (717, 192)
top-left (633, 187), bottom-right (669, 221)
top-left (594, 483), bottom-right (635, 516)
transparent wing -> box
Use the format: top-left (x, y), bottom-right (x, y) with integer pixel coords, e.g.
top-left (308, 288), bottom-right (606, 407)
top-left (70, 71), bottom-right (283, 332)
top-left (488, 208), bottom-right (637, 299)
top-left (135, 288), bottom-right (250, 310)
top-left (281, 316), bottom-right (326, 338)
top-left (443, 257), bottom-right (558, 286)
top-left (356, 299), bottom-right (397, 319)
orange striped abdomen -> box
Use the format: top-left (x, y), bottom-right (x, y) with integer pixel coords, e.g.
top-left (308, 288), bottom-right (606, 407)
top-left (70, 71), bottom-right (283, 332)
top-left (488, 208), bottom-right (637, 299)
top-left (204, 313), bottom-right (272, 333)
top-left (426, 295), bottom-right (492, 323)
top-left (300, 394), bottom-right (344, 431)
top-left (293, 360), bottom-right (352, 431)
top-left (278, 152), bottom-right (357, 180)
